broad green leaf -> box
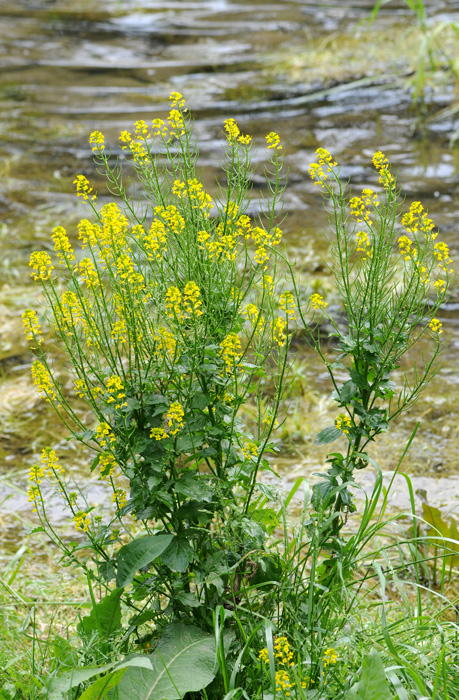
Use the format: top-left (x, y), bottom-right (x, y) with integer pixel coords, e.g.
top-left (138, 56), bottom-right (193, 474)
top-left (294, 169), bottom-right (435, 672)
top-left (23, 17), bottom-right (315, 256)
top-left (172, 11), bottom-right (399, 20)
top-left (115, 623), bottom-right (216, 700)
top-left (116, 535), bottom-right (173, 587)
top-left (345, 649), bottom-right (392, 700)
top-left (79, 669), bottom-right (127, 700)
top-left (161, 536), bottom-right (195, 572)
top-left (47, 663), bottom-right (116, 700)
top-left (339, 380), bottom-right (358, 403)
top-left (315, 426), bottom-right (342, 445)
top-left (77, 588), bottom-right (123, 639)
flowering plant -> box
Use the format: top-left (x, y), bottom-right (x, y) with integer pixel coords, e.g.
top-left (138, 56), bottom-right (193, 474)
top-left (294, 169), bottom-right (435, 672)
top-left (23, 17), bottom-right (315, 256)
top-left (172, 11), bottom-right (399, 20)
top-left (300, 147), bottom-right (452, 537)
top-left (24, 93), bottom-right (292, 641)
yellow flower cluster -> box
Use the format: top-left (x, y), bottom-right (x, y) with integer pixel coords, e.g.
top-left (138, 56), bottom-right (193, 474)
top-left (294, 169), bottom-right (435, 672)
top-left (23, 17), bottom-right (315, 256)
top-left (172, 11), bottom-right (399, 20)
top-left (105, 375), bottom-right (127, 410)
top-left (429, 318), bottom-right (443, 334)
top-left (273, 317), bottom-right (287, 347)
top-left (322, 648), bottom-right (338, 668)
top-left (335, 414), bottom-right (351, 434)
top-left (434, 241), bottom-right (453, 274)
top-left (73, 510), bottom-right (90, 532)
top-left (57, 291), bottom-right (82, 337)
top-left (223, 118), bottom-right (252, 145)
top-left (22, 309), bottom-right (42, 345)
top-left (112, 488), bottom-right (128, 510)
top-left (241, 441), bottom-right (258, 460)
top-left (402, 201), bottom-right (436, 238)
top-left (279, 291), bottom-right (296, 320)
top-left (89, 130), bottom-right (105, 152)
top-left (398, 235), bottom-right (416, 261)
top-left (73, 174), bottom-right (96, 201)
top-left (173, 178), bottom-right (213, 215)
top-left (170, 91), bottom-right (185, 109)
top-left (349, 196), bottom-right (372, 224)
top-left (310, 293), bottom-right (328, 310)
top-left (372, 150), bottom-right (394, 190)
top-left (29, 251), bottom-right (54, 281)
top-left (361, 188), bottom-right (379, 208)
top-left (31, 361), bottom-right (57, 402)
top-left (150, 427), bottom-right (169, 441)
top-left (99, 452), bottom-right (116, 479)
top-left (308, 147), bottom-right (337, 187)
top-left (168, 109), bottom-right (185, 138)
top-left (183, 281), bottom-right (203, 317)
top-left (220, 333), bottom-right (242, 372)
top-left (356, 231), bottom-right (372, 259)
top-left (165, 281), bottom-right (203, 321)
top-left (75, 257), bottom-right (99, 290)
top-left (52, 226), bottom-right (75, 264)
top-left (166, 402), bottom-right (185, 435)
top-left (266, 131), bottom-right (282, 150)
top-left (258, 638), bottom-right (301, 696)
top-left (96, 421), bottom-right (115, 448)
top-left (153, 326), bottom-right (177, 359)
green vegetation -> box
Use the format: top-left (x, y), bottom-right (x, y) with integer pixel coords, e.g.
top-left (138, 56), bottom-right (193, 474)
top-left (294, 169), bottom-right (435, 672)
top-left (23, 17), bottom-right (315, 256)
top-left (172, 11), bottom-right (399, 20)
top-left (1, 93), bottom-right (458, 699)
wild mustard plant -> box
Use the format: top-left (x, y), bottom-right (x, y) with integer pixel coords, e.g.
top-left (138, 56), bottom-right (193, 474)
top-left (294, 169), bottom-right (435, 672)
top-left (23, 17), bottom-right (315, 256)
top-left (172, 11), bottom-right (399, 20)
top-left (24, 92), bottom-right (293, 639)
top-left (299, 147), bottom-right (452, 537)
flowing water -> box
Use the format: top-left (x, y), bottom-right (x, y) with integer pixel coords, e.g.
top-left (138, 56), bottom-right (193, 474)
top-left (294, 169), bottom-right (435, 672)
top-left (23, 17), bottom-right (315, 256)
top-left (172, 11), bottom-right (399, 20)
top-left (2, 0), bottom-right (459, 549)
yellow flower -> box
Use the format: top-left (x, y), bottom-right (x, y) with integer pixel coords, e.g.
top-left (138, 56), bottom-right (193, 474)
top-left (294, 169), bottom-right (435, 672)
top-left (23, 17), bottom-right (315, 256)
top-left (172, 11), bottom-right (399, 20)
top-left (75, 257), bottom-right (99, 289)
top-left (22, 309), bottom-right (42, 344)
top-left (316, 147), bottom-right (337, 169)
top-left (96, 421), bottom-right (115, 448)
top-left (183, 281), bottom-right (203, 317)
top-left (398, 235), bottom-right (417, 261)
top-left (279, 291), bottom-right (296, 320)
top-left (31, 361), bottom-right (57, 402)
top-left (238, 133), bottom-right (252, 145)
top-left (168, 109), bottom-right (185, 137)
top-left (105, 375), bottom-right (127, 409)
top-left (134, 120), bottom-right (150, 137)
top-left (309, 162), bottom-right (327, 187)
top-left (119, 130), bottom-right (133, 149)
top-left (73, 174), bottom-right (95, 201)
top-left (335, 414), bottom-right (351, 434)
top-left (73, 510), bottom-right (90, 532)
top-left (112, 488), bottom-right (128, 510)
top-left (322, 648), bottom-right (338, 668)
top-left (220, 333), bottom-right (242, 372)
top-left (273, 317), bottom-right (287, 347)
top-left (166, 402), bottom-right (185, 435)
top-left (165, 286), bottom-right (183, 320)
top-left (150, 427), bottom-right (169, 441)
top-left (266, 131), bottom-right (282, 150)
top-left (310, 293), bottom-right (328, 310)
top-left (241, 441), bottom-right (258, 460)
top-left (169, 91), bottom-right (185, 109)
top-left (434, 241), bottom-right (453, 274)
top-left (356, 231), bottom-right (372, 259)
top-left (89, 130), bottom-right (105, 152)
top-left (429, 318), bottom-right (443, 334)
top-left (29, 251), bottom-right (54, 281)
top-left (224, 118), bottom-right (240, 143)
top-left (52, 226), bottom-right (75, 263)
top-left (99, 452), bottom-right (117, 479)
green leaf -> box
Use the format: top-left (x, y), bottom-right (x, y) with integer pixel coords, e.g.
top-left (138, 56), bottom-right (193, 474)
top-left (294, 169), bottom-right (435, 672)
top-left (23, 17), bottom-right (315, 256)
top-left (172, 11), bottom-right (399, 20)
top-left (47, 663), bottom-right (117, 700)
top-left (345, 649), bottom-right (392, 700)
top-left (338, 380), bottom-right (358, 403)
top-left (350, 369), bottom-right (370, 391)
top-left (115, 623), bottom-right (217, 700)
top-left (116, 535), bottom-right (173, 587)
top-left (79, 669), bottom-right (127, 699)
top-left (162, 536), bottom-right (195, 572)
top-left (315, 426), bottom-right (342, 445)
top-left (174, 473), bottom-right (213, 500)
top-left (192, 392), bottom-right (210, 410)
top-left (77, 588), bottom-right (123, 639)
